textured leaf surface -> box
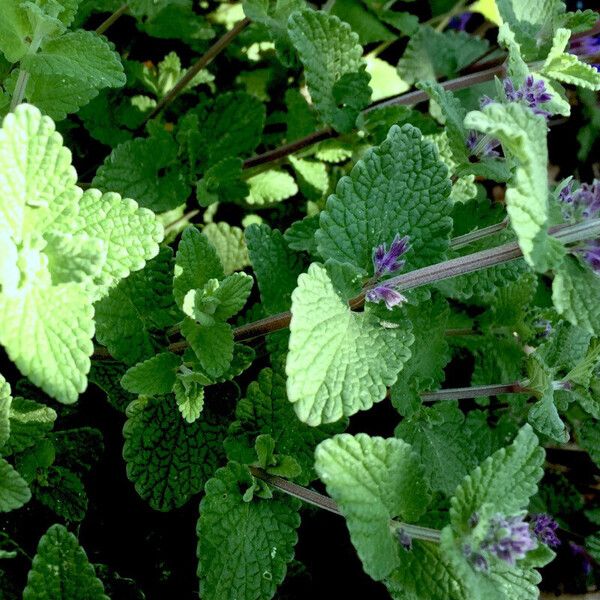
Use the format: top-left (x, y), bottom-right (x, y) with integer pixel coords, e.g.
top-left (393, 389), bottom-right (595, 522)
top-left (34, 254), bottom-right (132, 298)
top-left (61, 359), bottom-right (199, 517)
top-left (121, 352), bottom-right (181, 395)
top-left (75, 189), bottom-right (163, 299)
top-left (288, 10), bottom-right (371, 133)
top-left (245, 170), bottom-right (298, 206)
top-left (315, 433), bottom-right (430, 580)
top-left (0, 374), bottom-right (12, 449)
top-left (22, 524), bottom-right (108, 600)
top-left (316, 124), bottom-right (452, 273)
top-left (464, 103), bottom-right (562, 271)
top-left (226, 368), bottom-right (344, 484)
top-left (395, 403), bottom-right (477, 496)
top-left (3, 397), bottom-right (57, 455)
top-left (202, 222), bottom-right (249, 275)
top-left (286, 263), bottom-right (414, 425)
top-left (174, 226), bottom-right (224, 309)
top-left (93, 133), bottom-right (189, 213)
top-left (182, 319), bottom-right (234, 379)
top-left (95, 248), bottom-right (178, 365)
top-left (0, 458), bottom-right (31, 512)
top-left (246, 224), bottom-right (304, 314)
top-left (449, 425), bottom-right (544, 532)
top-left (198, 462), bottom-right (301, 600)
top-left (552, 256), bottom-right (600, 336)
top-left (123, 395), bottom-right (225, 511)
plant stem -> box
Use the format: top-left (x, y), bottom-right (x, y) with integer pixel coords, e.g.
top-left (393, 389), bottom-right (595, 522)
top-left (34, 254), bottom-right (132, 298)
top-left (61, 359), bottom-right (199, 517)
top-left (146, 17), bottom-right (251, 122)
top-left (420, 382), bottom-right (532, 402)
top-left (449, 218), bottom-right (509, 250)
top-left (9, 27), bottom-right (44, 110)
top-left (249, 466), bottom-right (441, 543)
top-left (95, 4), bottom-right (129, 35)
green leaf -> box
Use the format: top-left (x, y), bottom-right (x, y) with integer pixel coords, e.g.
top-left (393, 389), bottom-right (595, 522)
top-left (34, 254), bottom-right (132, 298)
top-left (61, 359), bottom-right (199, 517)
top-left (552, 255), bottom-right (600, 336)
top-left (121, 352), bottom-right (181, 395)
top-left (22, 524), bottom-right (108, 600)
top-left (88, 360), bottom-right (136, 412)
top-left (75, 189), bottom-right (163, 299)
top-left (197, 462), bottom-right (301, 600)
top-left (541, 28), bottom-right (600, 90)
top-left (0, 1), bottom-right (31, 63)
top-left (330, 0), bottom-right (395, 44)
top-left (288, 10), bottom-right (371, 133)
top-left (315, 433), bottom-right (430, 580)
top-left (245, 169), bottom-right (298, 206)
top-left (3, 397), bottom-right (56, 455)
top-left (397, 25), bottom-right (489, 85)
top-left (196, 157), bottom-right (248, 207)
top-left (92, 132), bottom-right (190, 213)
top-left (0, 283), bottom-right (94, 404)
top-left (449, 425), bottom-right (544, 532)
top-left (174, 226), bottom-right (224, 309)
top-left (284, 215), bottom-right (320, 255)
top-left (575, 420), bottom-right (600, 467)
top-left (0, 374), bottom-right (12, 449)
top-left (95, 247), bottom-right (178, 365)
top-left (123, 394), bottom-right (226, 511)
top-left (317, 124), bottom-right (452, 273)
top-left (464, 103), bottom-right (564, 272)
top-left (288, 156), bottom-right (329, 201)
top-left (287, 263), bottom-right (414, 425)
top-left (246, 224), bottom-right (304, 314)
top-left (181, 319), bottom-right (234, 379)
top-left (225, 368), bottom-right (344, 484)
top-left (395, 403), bottom-right (477, 496)
top-left (390, 295), bottom-right (450, 417)
top-left (0, 457), bottom-right (30, 512)
top-left (33, 466), bottom-right (87, 522)
top-left (526, 355), bottom-right (568, 443)
top-left (173, 371), bottom-right (209, 423)
top-left (202, 222), bottom-right (250, 275)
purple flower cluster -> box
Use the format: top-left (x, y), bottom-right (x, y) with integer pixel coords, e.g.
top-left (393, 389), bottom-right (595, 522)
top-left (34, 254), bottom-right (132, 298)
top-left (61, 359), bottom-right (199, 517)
top-left (569, 34), bottom-right (600, 71)
top-left (559, 179), bottom-right (600, 274)
top-left (502, 76), bottom-right (553, 117)
top-left (373, 234), bottom-right (410, 277)
top-left (530, 513), bottom-right (561, 548)
top-left (480, 513), bottom-right (536, 566)
top-left (467, 75), bottom-right (551, 158)
top-left (366, 234), bottom-right (410, 310)
top-left (448, 12), bottom-right (472, 31)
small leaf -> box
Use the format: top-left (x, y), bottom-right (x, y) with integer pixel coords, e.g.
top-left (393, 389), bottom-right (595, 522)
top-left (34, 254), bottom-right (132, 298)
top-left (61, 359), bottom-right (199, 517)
top-left (121, 352), bottom-right (181, 395)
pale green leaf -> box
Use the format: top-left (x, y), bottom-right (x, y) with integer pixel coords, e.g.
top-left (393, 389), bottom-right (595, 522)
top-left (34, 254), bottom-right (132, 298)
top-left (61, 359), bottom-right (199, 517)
top-left (315, 433), bottom-right (430, 580)
top-left (317, 124), bottom-right (452, 273)
top-left (287, 263), bottom-right (413, 425)
top-left (288, 156), bottom-right (329, 201)
top-left (288, 10), bottom-right (371, 133)
top-left (22, 524), bottom-right (108, 600)
top-left (0, 373), bottom-right (12, 449)
top-left (541, 28), bottom-right (600, 90)
top-left (552, 255), bottom-right (600, 336)
top-left (464, 103), bottom-right (564, 271)
top-left (75, 189), bottom-right (163, 299)
top-left (197, 461), bottom-right (301, 600)
top-left (245, 170), bottom-right (298, 206)
top-left (123, 395), bottom-right (226, 511)
top-left (202, 222), bottom-right (250, 275)
top-left (0, 457), bottom-right (30, 512)
top-left (173, 371), bottom-right (209, 423)
top-left (0, 283), bottom-right (94, 404)
top-left (121, 352), bottom-right (181, 396)
top-left (3, 397), bottom-right (56, 455)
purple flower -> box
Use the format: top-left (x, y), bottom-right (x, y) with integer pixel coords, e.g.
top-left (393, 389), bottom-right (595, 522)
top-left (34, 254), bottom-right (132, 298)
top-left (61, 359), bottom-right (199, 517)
top-left (366, 282), bottom-right (407, 310)
top-left (570, 34), bottom-right (600, 59)
top-left (466, 131), bottom-right (501, 158)
top-left (373, 234), bottom-right (410, 277)
top-left (577, 239), bottom-right (600, 274)
top-left (481, 513), bottom-right (537, 566)
top-left (530, 513), bottom-right (561, 548)
top-left (463, 544), bottom-right (489, 572)
top-left (503, 75), bottom-right (553, 117)
top-left (448, 12), bottom-right (472, 31)
top-left (574, 180), bottom-right (600, 219)
top-left (569, 542), bottom-right (593, 575)
top-left (559, 180), bottom-right (575, 205)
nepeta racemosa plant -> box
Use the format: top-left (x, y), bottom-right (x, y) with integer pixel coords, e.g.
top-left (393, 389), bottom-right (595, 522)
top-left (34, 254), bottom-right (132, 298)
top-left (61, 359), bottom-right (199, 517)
top-left (1, 0), bottom-right (600, 599)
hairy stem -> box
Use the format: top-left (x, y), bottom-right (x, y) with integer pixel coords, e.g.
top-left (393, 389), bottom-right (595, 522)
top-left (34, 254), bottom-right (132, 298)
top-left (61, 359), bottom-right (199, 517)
top-left (420, 382), bottom-right (532, 402)
top-left (146, 17), bottom-right (251, 121)
top-left (9, 27), bottom-right (44, 110)
top-left (95, 4), bottom-right (129, 35)
top-left (449, 218), bottom-right (510, 250)
top-left (249, 466), bottom-right (441, 543)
